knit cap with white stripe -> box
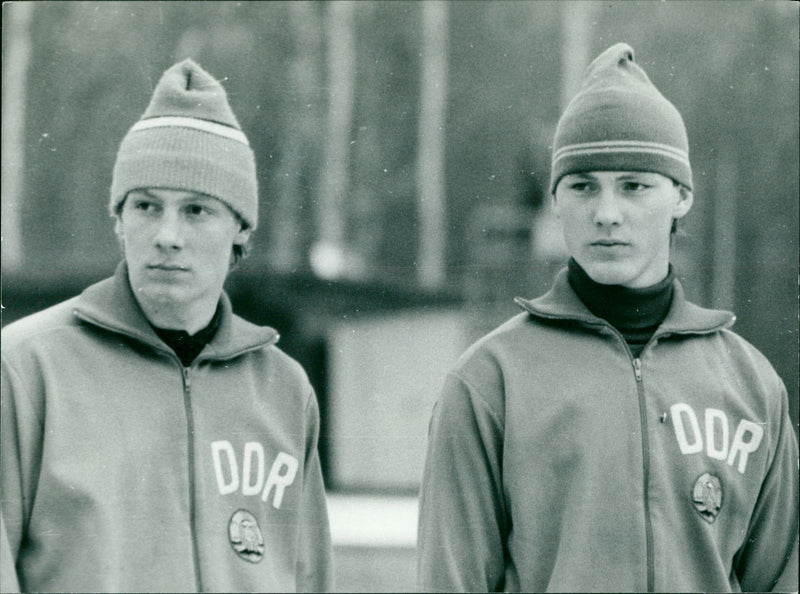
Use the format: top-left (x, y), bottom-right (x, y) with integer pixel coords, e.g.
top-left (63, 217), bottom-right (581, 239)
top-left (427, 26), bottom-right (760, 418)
top-left (110, 59), bottom-right (258, 229)
top-left (549, 43), bottom-right (692, 195)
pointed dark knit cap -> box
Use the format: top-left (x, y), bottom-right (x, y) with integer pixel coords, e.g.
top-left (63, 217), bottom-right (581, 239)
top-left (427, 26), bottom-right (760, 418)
top-left (110, 59), bottom-right (258, 229)
top-left (550, 43), bottom-right (692, 194)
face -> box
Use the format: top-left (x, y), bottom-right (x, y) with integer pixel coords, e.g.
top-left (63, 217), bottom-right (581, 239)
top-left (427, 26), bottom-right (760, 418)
top-left (553, 171), bottom-right (692, 288)
top-left (115, 188), bottom-right (250, 330)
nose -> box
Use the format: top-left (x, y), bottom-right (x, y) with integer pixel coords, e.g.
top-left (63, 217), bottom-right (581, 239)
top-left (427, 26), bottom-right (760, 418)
top-left (154, 209), bottom-right (185, 250)
top-left (593, 188), bottom-right (623, 227)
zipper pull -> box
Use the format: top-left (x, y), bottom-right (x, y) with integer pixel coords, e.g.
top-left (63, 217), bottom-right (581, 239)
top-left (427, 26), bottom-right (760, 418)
top-left (183, 367), bottom-right (191, 392)
top-left (633, 358), bottom-right (642, 382)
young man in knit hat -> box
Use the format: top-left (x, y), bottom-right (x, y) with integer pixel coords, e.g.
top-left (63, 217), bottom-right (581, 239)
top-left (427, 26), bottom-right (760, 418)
top-left (416, 43), bottom-right (798, 592)
top-left (0, 59), bottom-right (333, 592)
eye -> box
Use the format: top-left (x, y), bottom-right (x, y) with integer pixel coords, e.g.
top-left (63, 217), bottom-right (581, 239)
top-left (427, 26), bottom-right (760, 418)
top-left (185, 203), bottom-right (213, 219)
top-left (132, 199), bottom-right (160, 214)
top-left (621, 181), bottom-right (651, 193)
top-left (568, 181), bottom-right (596, 194)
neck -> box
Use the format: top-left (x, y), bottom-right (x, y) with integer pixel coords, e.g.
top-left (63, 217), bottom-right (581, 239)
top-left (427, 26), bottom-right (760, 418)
top-left (567, 258), bottom-right (674, 355)
top-left (150, 303), bottom-right (223, 367)
top-left (134, 293), bottom-right (219, 335)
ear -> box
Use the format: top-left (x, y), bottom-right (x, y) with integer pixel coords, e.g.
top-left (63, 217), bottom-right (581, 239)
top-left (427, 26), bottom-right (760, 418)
top-left (672, 186), bottom-right (693, 220)
top-left (550, 191), bottom-right (561, 219)
top-left (233, 225), bottom-right (252, 247)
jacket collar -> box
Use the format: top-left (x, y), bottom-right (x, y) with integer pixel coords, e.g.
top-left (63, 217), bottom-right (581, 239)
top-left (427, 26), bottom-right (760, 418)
top-left (73, 262), bottom-right (279, 361)
top-left (515, 268), bottom-right (735, 337)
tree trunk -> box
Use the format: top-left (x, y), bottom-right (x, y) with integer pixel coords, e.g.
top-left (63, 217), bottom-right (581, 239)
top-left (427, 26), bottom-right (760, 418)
top-left (272, 1), bottom-right (324, 272)
top-left (313, 1), bottom-right (356, 279)
top-left (2, 2), bottom-right (34, 271)
top-left (416, 1), bottom-right (449, 289)
top-left (559, 1), bottom-right (596, 110)
top-left (711, 143), bottom-right (737, 310)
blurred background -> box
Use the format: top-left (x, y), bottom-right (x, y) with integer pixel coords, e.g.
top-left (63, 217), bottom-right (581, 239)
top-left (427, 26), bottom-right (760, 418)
top-left (2, 1), bottom-right (798, 591)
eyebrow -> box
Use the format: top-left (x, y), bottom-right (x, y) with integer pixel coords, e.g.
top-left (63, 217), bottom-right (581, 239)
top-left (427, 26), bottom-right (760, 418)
top-left (564, 173), bottom-right (597, 181)
top-left (137, 189), bottom-right (217, 203)
top-left (123, 189), bottom-right (162, 202)
top-left (565, 172), bottom-right (656, 181)
top-left (616, 173), bottom-right (654, 180)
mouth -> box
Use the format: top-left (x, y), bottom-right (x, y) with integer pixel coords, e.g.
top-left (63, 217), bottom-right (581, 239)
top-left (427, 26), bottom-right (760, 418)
top-left (590, 239), bottom-right (630, 247)
top-left (147, 263), bottom-right (190, 272)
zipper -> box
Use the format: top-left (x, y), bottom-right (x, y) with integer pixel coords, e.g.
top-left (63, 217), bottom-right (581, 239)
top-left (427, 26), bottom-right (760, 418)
top-left (182, 366), bottom-right (204, 592)
top-left (565, 318), bottom-right (658, 590)
top-left (633, 358), bottom-right (642, 381)
top-left (592, 325), bottom-right (655, 592)
top-left (592, 322), bottom-right (656, 592)
top-left (632, 356), bottom-right (655, 592)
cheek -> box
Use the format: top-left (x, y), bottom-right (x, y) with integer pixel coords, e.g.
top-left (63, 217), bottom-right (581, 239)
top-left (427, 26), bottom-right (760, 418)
top-left (555, 200), bottom-right (589, 222)
top-left (117, 224), bottom-right (143, 255)
top-left (555, 205), bottom-right (589, 238)
top-left (129, 235), bottom-right (157, 259)
top-left (645, 207), bottom-right (677, 233)
top-left (198, 228), bottom-right (238, 260)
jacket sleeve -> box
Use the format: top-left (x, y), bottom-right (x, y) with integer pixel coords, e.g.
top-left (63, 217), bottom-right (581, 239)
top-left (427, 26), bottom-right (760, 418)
top-left (2, 352), bottom-right (44, 594)
top-left (416, 372), bottom-right (508, 592)
top-left (1, 352), bottom-right (44, 594)
top-left (295, 389), bottom-right (334, 593)
top-left (1, 511), bottom-right (21, 594)
top-left (733, 383), bottom-right (799, 593)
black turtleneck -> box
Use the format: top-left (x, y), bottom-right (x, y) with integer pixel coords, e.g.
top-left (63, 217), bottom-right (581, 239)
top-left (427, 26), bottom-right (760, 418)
top-left (151, 304), bottom-right (222, 367)
top-left (567, 258), bottom-right (674, 357)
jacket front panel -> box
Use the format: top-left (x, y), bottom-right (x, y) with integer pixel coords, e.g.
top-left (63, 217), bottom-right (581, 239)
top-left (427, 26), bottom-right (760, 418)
top-left (1, 264), bottom-right (333, 593)
top-left (499, 320), bottom-right (650, 591)
top-left (15, 326), bottom-right (197, 592)
top-left (639, 330), bottom-right (791, 592)
top-left (186, 355), bottom-right (326, 593)
top-left (416, 269), bottom-right (798, 593)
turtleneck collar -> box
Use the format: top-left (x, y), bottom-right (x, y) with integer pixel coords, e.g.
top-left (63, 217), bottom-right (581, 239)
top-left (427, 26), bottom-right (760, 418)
top-left (567, 257), bottom-right (674, 355)
top-left (151, 303), bottom-right (223, 367)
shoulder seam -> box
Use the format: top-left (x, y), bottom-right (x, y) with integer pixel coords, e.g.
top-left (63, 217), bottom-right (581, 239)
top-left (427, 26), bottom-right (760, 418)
top-left (448, 369), bottom-right (505, 430)
top-left (1, 353), bottom-right (45, 431)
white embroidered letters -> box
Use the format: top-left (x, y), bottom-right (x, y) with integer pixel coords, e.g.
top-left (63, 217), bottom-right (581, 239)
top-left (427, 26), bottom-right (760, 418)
top-left (671, 403), bottom-right (703, 454)
top-left (242, 442), bottom-right (266, 496)
top-left (212, 440), bottom-right (240, 495)
top-left (211, 440), bottom-right (299, 508)
top-left (727, 419), bottom-right (764, 474)
top-left (669, 404), bottom-right (764, 474)
top-left (261, 452), bottom-right (299, 509)
top-left (704, 408), bottom-right (729, 461)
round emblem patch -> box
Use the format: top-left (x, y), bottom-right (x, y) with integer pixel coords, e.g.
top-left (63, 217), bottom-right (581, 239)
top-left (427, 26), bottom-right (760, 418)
top-left (228, 509), bottom-right (265, 563)
top-left (692, 472), bottom-right (723, 523)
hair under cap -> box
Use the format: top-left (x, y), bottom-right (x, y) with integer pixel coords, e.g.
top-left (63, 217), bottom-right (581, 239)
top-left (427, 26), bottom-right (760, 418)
top-left (110, 59), bottom-right (258, 229)
top-left (550, 43), bottom-right (692, 194)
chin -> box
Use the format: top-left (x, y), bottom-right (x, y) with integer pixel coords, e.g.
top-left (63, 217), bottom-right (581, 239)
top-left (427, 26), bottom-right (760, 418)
top-left (135, 283), bottom-right (191, 307)
top-left (581, 261), bottom-right (636, 287)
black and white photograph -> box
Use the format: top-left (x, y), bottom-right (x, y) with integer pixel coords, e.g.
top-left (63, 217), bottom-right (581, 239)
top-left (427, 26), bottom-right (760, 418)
top-left (1, 1), bottom-right (798, 592)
